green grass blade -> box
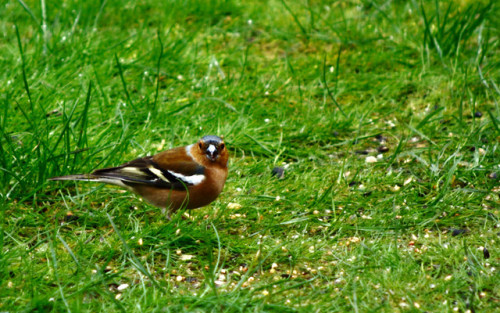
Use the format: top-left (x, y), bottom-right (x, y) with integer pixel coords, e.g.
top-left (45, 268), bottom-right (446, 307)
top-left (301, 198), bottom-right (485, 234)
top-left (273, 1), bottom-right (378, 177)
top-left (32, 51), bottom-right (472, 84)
top-left (114, 54), bottom-right (135, 110)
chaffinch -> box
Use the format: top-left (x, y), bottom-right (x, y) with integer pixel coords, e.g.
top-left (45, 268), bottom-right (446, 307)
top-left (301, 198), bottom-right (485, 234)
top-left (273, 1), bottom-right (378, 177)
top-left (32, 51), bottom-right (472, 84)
top-left (50, 135), bottom-right (228, 213)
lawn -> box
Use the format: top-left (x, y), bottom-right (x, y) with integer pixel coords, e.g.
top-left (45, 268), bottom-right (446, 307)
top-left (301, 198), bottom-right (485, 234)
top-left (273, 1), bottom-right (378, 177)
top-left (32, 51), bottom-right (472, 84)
top-left (1, 0), bottom-right (499, 311)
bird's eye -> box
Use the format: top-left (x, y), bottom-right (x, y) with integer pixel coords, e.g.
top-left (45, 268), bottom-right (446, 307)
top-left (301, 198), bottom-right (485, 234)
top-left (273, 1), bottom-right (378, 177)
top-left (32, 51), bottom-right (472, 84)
top-left (199, 142), bottom-right (203, 149)
top-left (220, 143), bottom-right (225, 150)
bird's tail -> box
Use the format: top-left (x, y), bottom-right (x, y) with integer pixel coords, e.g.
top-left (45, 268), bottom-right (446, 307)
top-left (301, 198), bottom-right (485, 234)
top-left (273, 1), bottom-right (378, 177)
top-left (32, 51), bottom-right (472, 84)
top-left (49, 174), bottom-right (129, 188)
top-left (49, 174), bottom-right (94, 181)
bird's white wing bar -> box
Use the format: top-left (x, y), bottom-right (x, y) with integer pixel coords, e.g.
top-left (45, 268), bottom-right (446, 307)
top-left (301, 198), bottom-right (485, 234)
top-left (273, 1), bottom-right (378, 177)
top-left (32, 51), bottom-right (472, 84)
top-left (148, 167), bottom-right (171, 183)
top-left (168, 170), bottom-right (205, 185)
top-left (121, 167), bottom-right (148, 176)
top-left (147, 164), bottom-right (205, 186)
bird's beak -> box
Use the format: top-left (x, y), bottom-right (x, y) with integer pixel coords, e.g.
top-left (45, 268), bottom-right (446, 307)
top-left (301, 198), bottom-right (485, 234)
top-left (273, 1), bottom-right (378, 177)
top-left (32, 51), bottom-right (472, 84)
top-left (206, 144), bottom-right (218, 161)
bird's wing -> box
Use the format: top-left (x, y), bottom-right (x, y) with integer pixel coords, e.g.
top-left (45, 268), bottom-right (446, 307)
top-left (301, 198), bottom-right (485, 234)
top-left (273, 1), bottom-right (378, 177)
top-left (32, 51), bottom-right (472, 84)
top-left (91, 148), bottom-right (205, 190)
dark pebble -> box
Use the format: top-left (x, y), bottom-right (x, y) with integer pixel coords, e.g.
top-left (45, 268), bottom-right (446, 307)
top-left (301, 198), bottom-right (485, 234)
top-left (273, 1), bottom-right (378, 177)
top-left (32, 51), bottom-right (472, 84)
top-left (474, 111), bottom-right (483, 118)
top-left (348, 181), bottom-right (359, 187)
top-left (451, 228), bottom-right (468, 236)
top-left (271, 167), bottom-right (285, 179)
top-left (483, 248), bottom-right (490, 259)
top-left (469, 146), bottom-right (476, 152)
top-left (487, 172), bottom-right (497, 180)
top-left (378, 146), bottom-right (389, 153)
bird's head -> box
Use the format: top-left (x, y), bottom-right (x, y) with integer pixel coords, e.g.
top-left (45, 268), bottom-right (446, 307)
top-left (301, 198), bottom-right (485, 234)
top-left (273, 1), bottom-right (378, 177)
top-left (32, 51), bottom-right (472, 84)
top-left (197, 135), bottom-right (228, 165)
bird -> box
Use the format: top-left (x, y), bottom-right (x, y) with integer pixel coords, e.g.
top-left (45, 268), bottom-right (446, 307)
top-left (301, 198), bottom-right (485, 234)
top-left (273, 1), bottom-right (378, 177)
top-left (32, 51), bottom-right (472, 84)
top-left (50, 135), bottom-right (228, 214)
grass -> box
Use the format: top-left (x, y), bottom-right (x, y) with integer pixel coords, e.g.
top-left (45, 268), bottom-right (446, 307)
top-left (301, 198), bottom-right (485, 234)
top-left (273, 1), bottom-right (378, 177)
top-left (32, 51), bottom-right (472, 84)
top-left (1, 0), bottom-right (499, 311)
